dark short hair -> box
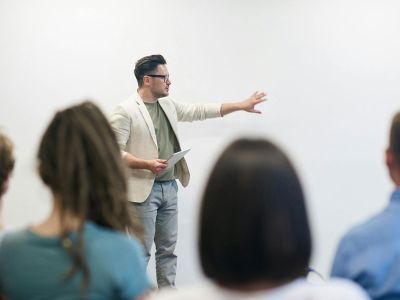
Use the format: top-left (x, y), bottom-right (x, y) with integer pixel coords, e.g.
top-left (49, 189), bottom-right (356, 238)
top-left (199, 138), bottom-right (311, 286)
top-left (390, 112), bottom-right (400, 163)
top-left (134, 54), bottom-right (167, 87)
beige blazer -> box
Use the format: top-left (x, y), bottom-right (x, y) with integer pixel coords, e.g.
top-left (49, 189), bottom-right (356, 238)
top-left (110, 93), bottom-right (221, 203)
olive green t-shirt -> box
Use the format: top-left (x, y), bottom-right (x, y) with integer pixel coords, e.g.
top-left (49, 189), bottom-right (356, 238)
top-left (144, 101), bottom-right (179, 181)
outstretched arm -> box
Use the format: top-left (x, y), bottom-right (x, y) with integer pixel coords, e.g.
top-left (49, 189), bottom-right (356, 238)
top-left (220, 91), bottom-right (267, 117)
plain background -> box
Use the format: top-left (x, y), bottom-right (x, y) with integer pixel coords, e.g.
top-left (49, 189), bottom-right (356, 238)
top-left (1, 0), bottom-right (400, 286)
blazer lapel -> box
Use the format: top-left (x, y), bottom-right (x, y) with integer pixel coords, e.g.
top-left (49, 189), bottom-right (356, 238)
top-left (135, 95), bottom-right (158, 147)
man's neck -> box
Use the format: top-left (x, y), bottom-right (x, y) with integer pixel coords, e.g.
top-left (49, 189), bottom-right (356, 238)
top-left (138, 88), bottom-right (158, 103)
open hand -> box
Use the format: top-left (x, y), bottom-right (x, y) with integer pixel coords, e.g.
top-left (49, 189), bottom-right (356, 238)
top-left (241, 91), bottom-right (267, 113)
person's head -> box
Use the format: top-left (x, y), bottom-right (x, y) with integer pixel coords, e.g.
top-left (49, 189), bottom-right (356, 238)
top-left (134, 54), bottom-right (170, 98)
top-left (38, 101), bottom-right (141, 290)
top-left (0, 131), bottom-right (15, 197)
top-left (199, 138), bottom-right (311, 289)
top-left (386, 112), bottom-right (400, 185)
top-left (38, 101), bottom-right (136, 232)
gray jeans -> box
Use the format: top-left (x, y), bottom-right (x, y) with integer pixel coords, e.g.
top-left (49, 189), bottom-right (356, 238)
top-left (131, 180), bottom-right (178, 288)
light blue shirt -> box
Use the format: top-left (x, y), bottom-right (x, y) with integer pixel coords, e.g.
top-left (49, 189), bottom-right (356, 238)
top-left (331, 188), bottom-right (400, 300)
top-left (0, 221), bottom-right (150, 300)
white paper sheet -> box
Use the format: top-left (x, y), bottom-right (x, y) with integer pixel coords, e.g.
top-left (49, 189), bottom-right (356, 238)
top-left (159, 149), bottom-right (191, 175)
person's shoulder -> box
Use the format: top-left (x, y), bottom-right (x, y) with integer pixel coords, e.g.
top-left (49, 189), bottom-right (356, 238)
top-left (340, 209), bottom-right (389, 248)
top-left (150, 284), bottom-right (219, 300)
top-left (1, 228), bottom-right (30, 246)
top-left (84, 222), bottom-right (141, 251)
top-left (151, 280), bottom-right (370, 300)
top-left (293, 278), bottom-right (370, 300)
top-left (284, 278), bottom-right (369, 299)
top-left (0, 228), bottom-right (31, 259)
top-left (0, 226), bottom-right (12, 243)
top-left (318, 278), bottom-right (370, 299)
top-left (114, 94), bottom-right (140, 111)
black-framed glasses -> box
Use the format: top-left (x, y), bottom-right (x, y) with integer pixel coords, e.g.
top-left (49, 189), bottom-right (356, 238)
top-left (146, 74), bottom-right (170, 83)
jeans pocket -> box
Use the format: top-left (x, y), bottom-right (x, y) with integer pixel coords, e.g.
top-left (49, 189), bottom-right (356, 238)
top-left (172, 180), bottom-right (178, 192)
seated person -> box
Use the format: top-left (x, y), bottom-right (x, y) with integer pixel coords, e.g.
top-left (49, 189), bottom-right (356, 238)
top-left (0, 131), bottom-right (15, 241)
top-left (151, 138), bottom-right (370, 300)
top-left (0, 102), bottom-right (150, 300)
top-left (331, 111), bottom-right (400, 300)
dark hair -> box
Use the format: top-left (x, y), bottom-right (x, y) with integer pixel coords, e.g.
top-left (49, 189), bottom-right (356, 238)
top-left (390, 112), bottom-right (400, 163)
top-left (199, 138), bottom-right (311, 287)
top-left (0, 131), bottom-right (15, 195)
top-left (38, 101), bottom-right (142, 291)
top-left (134, 54), bottom-right (167, 87)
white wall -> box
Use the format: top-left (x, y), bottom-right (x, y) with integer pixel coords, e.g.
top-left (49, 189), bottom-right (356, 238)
top-left (1, 0), bottom-right (400, 286)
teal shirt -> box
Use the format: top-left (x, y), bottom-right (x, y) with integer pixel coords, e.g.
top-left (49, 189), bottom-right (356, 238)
top-left (0, 221), bottom-right (150, 300)
top-left (144, 101), bottom-right (179, 181)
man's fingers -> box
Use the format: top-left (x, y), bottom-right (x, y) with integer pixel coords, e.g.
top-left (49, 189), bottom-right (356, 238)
top-left (255, 98), bottom-right (267, 104)
top-left (154, 165), bottom-right (167, 174)
top-left (256, 92), bottom-right (266, 98)
top-left (156, 164), bottom-right (167, 170)
top-left (251, 91), bottom-right (266, 98)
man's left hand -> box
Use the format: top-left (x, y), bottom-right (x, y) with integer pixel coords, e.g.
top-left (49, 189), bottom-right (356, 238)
top-left (240, 91), bottom-right (267, 114)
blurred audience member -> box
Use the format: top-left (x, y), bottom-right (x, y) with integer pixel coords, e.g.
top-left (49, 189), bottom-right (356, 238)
top-left (332, 112), bottom-right (400, 300)
top-left (152, 138), bottom-right (369, 300)
top-left (0, 102), bottom-right (150, 299)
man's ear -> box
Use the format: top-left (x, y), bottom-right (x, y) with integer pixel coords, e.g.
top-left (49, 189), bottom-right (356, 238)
top-left (143, 75), bottom-right (150, 86)
top-left (386, 148), bottom-right (394, 168)
top-left (0, 176), bottom-right (9, 196)
top-left (37, 163), bottom-right (47, 184)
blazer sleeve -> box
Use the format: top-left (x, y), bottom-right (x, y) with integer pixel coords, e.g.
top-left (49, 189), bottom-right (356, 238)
top-left (109, 105), bottom-right (131, 157)
top-left (172, 100), bottom-right (222, 122)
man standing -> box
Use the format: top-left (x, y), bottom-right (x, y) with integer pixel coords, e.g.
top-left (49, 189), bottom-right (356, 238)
top-left (110, 54), bottom-right (266, 288)
top-left (331, 112), bottom-right (400, 299)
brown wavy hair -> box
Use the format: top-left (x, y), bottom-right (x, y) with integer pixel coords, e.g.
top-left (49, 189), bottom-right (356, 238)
top-left (0, 131), bottom-right (15, 195)
top-left (38, 101), bottom-right (142, 292)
